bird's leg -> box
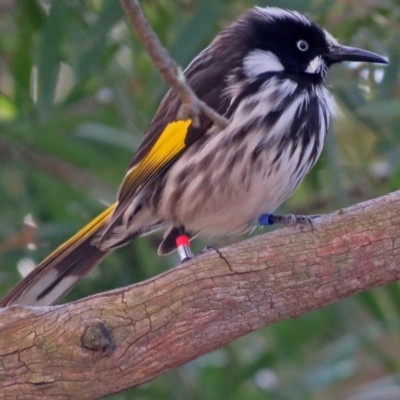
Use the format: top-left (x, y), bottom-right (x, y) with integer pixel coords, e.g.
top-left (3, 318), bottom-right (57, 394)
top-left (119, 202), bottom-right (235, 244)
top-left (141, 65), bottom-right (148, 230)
top-left (176, 228), bottom-right (193, 262)
top-left (257, 213), bottom-right (321, 229)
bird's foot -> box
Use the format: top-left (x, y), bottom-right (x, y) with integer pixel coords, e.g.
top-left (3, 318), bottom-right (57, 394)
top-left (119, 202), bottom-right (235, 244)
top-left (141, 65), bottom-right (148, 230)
top-left (201, 245), bottom-right (217, 254)
top-left (257, 213), bottom-right (321, 230)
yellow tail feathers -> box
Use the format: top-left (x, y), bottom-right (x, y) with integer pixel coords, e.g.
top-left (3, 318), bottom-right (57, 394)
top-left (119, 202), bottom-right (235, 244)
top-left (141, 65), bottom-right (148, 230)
top-left (0, 119), bottom-right (192, 306)
top-left (40, 202), bottom-right (116, 266)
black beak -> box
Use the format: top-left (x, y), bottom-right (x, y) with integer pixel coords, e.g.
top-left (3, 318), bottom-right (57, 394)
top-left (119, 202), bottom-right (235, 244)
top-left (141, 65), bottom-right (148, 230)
top-left (325, 45), bottom-right (388, 65)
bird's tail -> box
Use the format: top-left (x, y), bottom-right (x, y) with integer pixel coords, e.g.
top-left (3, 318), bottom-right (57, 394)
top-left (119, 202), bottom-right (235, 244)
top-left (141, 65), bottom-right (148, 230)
top-left (0, 203), bottom-right (117, 307)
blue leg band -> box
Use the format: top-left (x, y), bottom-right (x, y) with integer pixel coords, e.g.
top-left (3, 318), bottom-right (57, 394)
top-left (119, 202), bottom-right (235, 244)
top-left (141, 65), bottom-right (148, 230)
top-left (258, 213), bottom-right (275, 226)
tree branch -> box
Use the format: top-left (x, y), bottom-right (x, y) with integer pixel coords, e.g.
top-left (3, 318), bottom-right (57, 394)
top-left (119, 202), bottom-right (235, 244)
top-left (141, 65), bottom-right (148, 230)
top-left (120, 0), bottom-right (229, 129)
top-left (1, 191), bottom-right (400, 399)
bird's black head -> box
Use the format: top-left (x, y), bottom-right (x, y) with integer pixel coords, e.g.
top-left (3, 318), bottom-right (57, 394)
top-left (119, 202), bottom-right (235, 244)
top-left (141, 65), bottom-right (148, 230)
top-left (239, 7), bottom-right (387, 80)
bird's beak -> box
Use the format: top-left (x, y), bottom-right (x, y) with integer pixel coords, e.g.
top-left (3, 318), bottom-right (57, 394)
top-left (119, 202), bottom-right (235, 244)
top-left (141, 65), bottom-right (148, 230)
top-left (325, 45), bottom-right (388, 65)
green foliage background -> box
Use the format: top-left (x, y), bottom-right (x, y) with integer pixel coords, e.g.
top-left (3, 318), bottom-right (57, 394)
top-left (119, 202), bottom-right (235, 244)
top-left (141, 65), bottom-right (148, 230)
top-left (0, 0), bottom-right (399, 398)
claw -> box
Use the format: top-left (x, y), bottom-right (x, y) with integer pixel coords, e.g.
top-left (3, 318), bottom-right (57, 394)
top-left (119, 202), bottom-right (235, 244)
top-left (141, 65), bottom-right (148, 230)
top-left (201, 245), bottom-right (217, 254)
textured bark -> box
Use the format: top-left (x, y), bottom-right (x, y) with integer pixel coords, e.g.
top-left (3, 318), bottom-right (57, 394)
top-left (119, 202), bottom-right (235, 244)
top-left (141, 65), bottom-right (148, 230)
top-left (1, 191), bottom-right (400, 399)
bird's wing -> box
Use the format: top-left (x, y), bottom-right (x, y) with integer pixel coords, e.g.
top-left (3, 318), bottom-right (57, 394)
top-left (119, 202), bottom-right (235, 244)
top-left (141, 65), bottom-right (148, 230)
top-left (106, 44), bottom-right (241, 227)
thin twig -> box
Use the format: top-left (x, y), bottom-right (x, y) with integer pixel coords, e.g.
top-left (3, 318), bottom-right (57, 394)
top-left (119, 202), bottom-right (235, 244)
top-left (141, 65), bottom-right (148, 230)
top-left (120, 0), bottom-right (229, 130)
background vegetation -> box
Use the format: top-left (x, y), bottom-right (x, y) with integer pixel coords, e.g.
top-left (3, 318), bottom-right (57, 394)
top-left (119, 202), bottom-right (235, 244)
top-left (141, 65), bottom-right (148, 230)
top-left (0, 0), bottom-right (399, 398)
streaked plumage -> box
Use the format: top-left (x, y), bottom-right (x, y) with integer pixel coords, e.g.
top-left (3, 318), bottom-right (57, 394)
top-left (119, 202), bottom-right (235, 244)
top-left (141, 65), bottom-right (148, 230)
top-left (0, 7), bottom-right (387, 306)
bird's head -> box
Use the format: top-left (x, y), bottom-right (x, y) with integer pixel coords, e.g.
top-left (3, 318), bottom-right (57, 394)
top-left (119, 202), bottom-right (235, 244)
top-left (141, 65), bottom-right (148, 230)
top-left (240, 7), bottom-right (388, 80)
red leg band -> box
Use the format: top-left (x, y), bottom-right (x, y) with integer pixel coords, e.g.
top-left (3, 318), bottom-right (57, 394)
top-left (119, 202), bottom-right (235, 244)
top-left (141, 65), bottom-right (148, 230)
top-left (176, 235), bottom-right (193, 262)
top-left (176, 235), bottom-right (190, 247)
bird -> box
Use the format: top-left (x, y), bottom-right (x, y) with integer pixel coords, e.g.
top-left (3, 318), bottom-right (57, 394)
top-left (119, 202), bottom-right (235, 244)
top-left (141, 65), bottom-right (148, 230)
top-left (0, 7), bottom-right (387, 307)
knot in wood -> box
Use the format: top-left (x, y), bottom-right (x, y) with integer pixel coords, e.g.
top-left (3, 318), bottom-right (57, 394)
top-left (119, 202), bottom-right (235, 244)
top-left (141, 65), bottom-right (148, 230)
top-left (81, 319), bottom-right (115, 355)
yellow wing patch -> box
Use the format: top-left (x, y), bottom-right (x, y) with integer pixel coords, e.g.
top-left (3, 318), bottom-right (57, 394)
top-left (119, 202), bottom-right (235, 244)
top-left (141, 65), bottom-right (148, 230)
top-left (118, 119), bottom-right (192, 200)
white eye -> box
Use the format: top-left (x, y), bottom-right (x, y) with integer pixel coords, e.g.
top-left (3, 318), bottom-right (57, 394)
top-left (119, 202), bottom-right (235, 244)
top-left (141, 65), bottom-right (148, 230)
top-left (297, 40), bottom-right (309, 52)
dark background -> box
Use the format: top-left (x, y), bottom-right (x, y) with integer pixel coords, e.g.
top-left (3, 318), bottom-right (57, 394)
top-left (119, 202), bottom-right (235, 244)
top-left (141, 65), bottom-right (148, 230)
top-left (0, 0), bottom-right (399, 399)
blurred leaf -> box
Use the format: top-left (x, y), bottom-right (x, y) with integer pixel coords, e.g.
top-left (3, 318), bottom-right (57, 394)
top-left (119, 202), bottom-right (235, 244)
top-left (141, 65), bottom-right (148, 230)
top-left (75, 1), bottom-right (123, 82)
top-left (73, 122), bottom-right (141, 150)
top-left (357, 99), bottom-right (400, 119)
top-left (36, 1), bottom-right (67, 120)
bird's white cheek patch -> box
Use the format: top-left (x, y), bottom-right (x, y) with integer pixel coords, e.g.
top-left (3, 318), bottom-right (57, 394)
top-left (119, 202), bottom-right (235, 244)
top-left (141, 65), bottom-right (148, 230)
top-left (243, 50), bottom-right (284, 77)
top-left (306, 56), bottom-right (324, 73)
